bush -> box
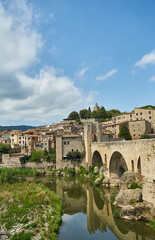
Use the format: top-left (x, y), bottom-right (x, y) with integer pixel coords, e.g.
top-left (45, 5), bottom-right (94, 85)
top-left (147, 220), bottom-right (155, 231)
top-left (0, 144), bottom-right (11, 153)
top-left (128, 181), bottom-right (142, 189)
top-left (63, 167), bottom-right (76, 177)
top-left (66, 151), bottom-right (83, 161)
top-left (77, 166), bottom-right (88, 176)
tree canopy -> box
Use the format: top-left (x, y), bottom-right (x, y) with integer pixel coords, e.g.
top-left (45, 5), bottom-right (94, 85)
top-left (66, 105), bottom-right (123, 122)
top-left (118, 124), bottom-right (132, 140)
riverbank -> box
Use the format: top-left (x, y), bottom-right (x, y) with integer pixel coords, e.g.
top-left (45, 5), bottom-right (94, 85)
top-left (0, 169), bottom-right (63, 240)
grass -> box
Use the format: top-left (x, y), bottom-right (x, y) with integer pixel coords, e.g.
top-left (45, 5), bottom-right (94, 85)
top-left (0, 168), bottom-right (42, 184)
top-left (128, 181), bottom-right (142, 189)
top-left (0, 182), bottom-right (63, 240)
top-left (147, 220), bottom-right (155, 231)
top-left (110, 193), bottom-right (118, 203)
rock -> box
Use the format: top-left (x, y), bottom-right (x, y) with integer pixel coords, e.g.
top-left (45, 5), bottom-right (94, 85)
top-left (60, 171), bottom-right (63, 177)
top-left (114, 188), bottom-right (142, 207)
top-left (121, 203), bottom-right (149, 221)
top-left (99, 167), bottom-right (104, 175)
top-left (119, 172), bottom-right (141, 190)
top-left (55, 171), bottom-right (61, 176)
top-left (95, 178), bottom-right (101, 183)
top-left (94, 166), bottom-right (99, 174)
top-left (103, 177), bottom-right (110, 187)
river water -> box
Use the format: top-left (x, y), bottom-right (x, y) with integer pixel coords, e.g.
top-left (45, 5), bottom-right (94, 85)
top-left (38, 177), bottom-right (155, 240)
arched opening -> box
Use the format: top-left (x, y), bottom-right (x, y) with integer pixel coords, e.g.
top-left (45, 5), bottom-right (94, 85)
top-left (137, 157), bottom-right (141, 175)
top-left (93, 187), bottom-right (104, 211)
top-left (131, 160), bottom-right (134, 172)
top-left (92, 150), bottom-right (103, 166)
top-left (109, 151), bottom-right (128, 179)
top-left (104, 154), bottom-right (107, 167)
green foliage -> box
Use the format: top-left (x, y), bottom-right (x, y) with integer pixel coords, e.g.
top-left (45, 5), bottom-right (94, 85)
top-left (75, 118), bottom-right (83, 124)
top-left (128, 181), bottom-right (142, 189)
top-left (68, 111), bottom-right (79, 120)
top-left (63, 167), bottom-right (76, 177)
top-left (79, 109), bottom-right (91, 119)
top-left (118, 124), bottom-right (132, 140)
top-left (66, 151), bottom-right (83, 160)
top-left (0, 144), bottom-right (11, 153)
top-left (0, 168), bottom-right (42, 184)
top-left (110, 193), bottom-right (117, 203)
top-left (140, 134), bottom-right (153, 139)
top-left (11, 232), bottom-right (34, 240)
top-left (77, 166), bottom-right (88, 176)
top-left (30, 150), bottom-right (44, 162)
top-left (66, 106), bottom-right (124, 122)
top-left (129, 199), bottom-right (136, 205)
top-left (140, 105), bottom-right (155, 109)
top-left (147, 220), bottom-right (155, 231)
top-left (0, 182), bottom-right (63, 239)
top-left (113, 208), bottom-right (121, 218)
top-left (106, 109), bottom-right (121, 118)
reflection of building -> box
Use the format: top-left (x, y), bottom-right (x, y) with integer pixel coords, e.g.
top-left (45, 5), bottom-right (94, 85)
top-left (55, 178), bottom-right (155, 240)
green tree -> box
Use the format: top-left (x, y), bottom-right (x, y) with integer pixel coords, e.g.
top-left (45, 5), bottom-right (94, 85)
top-left (68, 111), bottom-right (79, 120)
top-left (107, 109), bottom-right (121, 118)
top-left (140, 134), bottom-right (153, 139)
top-left (0, 144), bottom-right (11, 153)
top-left (80, 109), bottom-right (91, 119)
top-left (92, 106), bottom-right (107, 120)
top-left (118, 124), bottom-right (132, 140)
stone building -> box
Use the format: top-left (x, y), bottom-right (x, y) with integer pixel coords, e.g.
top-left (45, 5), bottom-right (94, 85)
top-left (56, 134), bottom-right (85, 169)
top-left (111, 107), bottom-right (155, 134)
top-left (94, 103), bottom-right (100, 112)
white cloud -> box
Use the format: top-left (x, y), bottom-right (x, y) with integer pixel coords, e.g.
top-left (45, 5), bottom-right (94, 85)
top-left (0, 67), bottom-right (84, 122)
top-left (149, 76), bottom-right (155, 82)
top-left (135, 50), bottom-right (155, 68)
top-left (0, 1), bottom-right (94, 124)
top-left (96, 69), bottom-right (118, 81)
top-left (0, 0), bottom-right (42, 75)
top-left (76, 67), bottom-right (88, 77)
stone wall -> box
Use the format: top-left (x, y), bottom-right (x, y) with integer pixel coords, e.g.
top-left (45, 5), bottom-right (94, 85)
top-left (91, 139), bottom-right (155, 204)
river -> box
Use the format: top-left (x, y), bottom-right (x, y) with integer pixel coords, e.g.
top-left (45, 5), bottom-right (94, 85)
top-left (36, 177), bottom-right (155, 240)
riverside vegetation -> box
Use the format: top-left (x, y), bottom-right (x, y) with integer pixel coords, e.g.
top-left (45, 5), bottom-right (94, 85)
top-left (0, 168), bottom-right (63, 240)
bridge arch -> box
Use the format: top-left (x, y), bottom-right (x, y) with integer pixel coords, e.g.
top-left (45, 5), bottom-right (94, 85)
top-left (137, 156), bottom-right (141, 175)
top-left (92, 150), bottom-right (103, 166)
top-left (109, 151), bottom-right (128, 179)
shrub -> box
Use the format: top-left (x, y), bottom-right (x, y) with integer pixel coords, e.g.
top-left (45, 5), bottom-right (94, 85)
top-left (66, 151), bottom-right (83, 160)
top-left (147, 220), bottom-right (155, 231)
top-left (77, 166), bottom-right (88, 176)
top-left (128, 181), bottom-right (142, 189)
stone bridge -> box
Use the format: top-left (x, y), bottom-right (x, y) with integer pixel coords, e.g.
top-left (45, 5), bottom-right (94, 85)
top-left (90, 139), bottom-right (155, 204)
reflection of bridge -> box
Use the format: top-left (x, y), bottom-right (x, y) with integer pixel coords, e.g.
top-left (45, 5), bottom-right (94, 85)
top-left (90, 139), bottom-right (155, 204)
top-left (55, 178), bottom-right (155, 240)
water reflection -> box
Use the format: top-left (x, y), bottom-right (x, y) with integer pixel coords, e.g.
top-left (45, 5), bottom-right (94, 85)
top-left (41, 178), bottom-right (155, 240)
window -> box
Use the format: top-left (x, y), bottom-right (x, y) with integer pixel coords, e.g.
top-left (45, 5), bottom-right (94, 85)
top-left (149, 116), bottom-right (151, 119)
top-left (64, 141), bottom-right (66, 145)
top-left (136, 118), bottom-right (138, 120)
top-left (72, 149), bottom-right (74, 152)
top-left (149, 111), bottom-right (151, 114)
top-left (130, 114), bottom-right (132, 118)
top-left (67, 141), bottom-right (70, 145)
top-left (76, 149), bottom-right (78, 151)
top-left (19, 141), bottom-right (21, 143)
top-left (140, 112), bottom-right (142, 115)
top-left (133, 129), bottom-right (135, 131)
top-left (136, 113), bottom-right (138, 116)
top-left (140, 117), bottom-right (142, 120)
top-left (134, 134), bottom-right (135, 136)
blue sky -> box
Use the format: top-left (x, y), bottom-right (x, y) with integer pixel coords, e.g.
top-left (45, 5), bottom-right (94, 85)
top-left (0, 0), bottom-right (155, 125)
